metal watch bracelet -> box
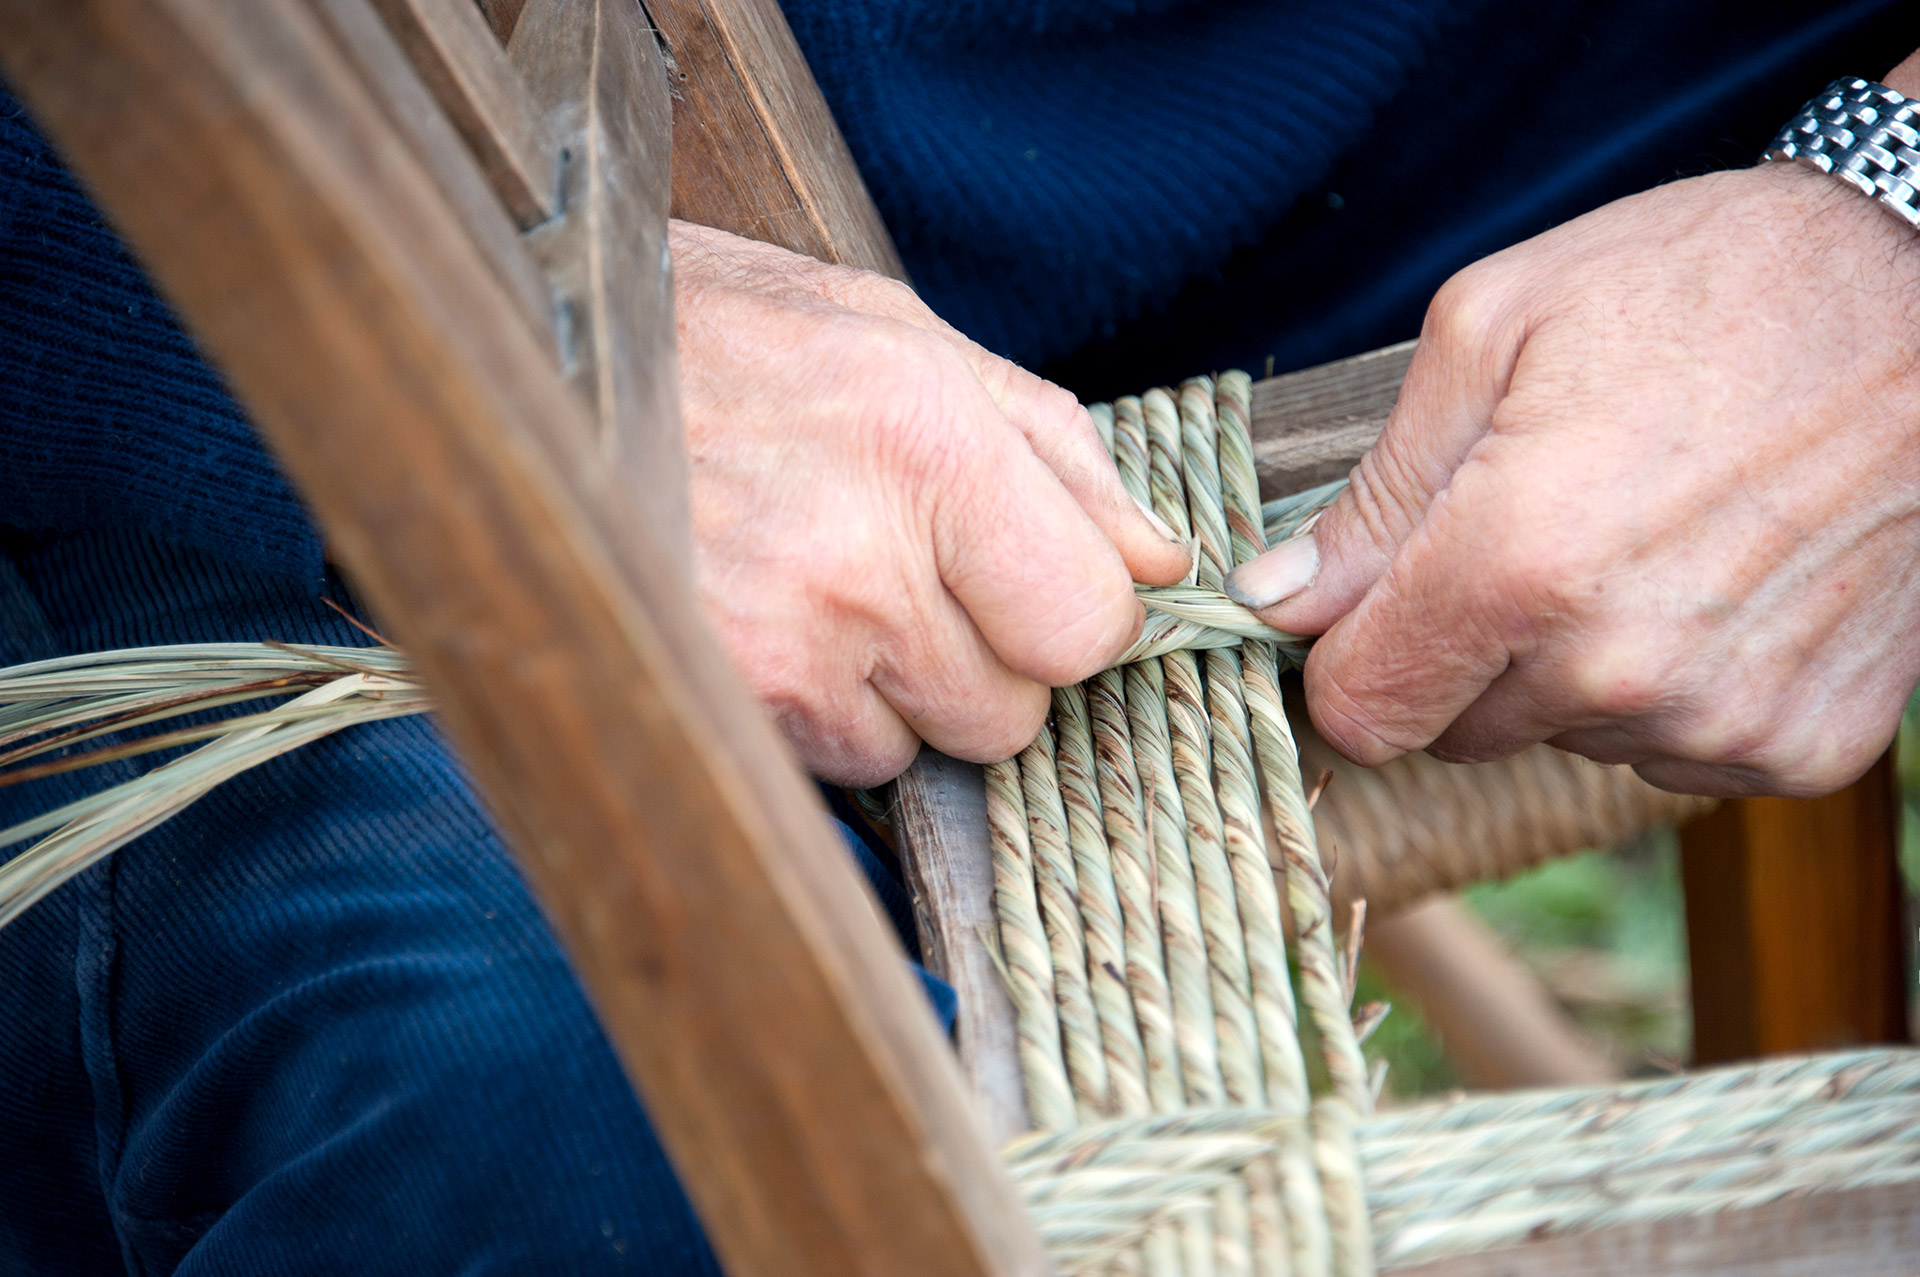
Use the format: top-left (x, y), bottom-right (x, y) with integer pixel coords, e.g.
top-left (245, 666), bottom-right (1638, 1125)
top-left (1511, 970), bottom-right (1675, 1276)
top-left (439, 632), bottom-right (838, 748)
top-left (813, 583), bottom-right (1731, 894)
top-left (1765, 77), bottom-right (1920, 231)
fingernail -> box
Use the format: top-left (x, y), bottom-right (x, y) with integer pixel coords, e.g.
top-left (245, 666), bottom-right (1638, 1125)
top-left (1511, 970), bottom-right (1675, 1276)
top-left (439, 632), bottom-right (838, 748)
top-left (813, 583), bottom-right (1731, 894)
top-left (1132, 493), bottom-right (1182, 544)
top-left (1226, 536), bottom-right (1319, 609)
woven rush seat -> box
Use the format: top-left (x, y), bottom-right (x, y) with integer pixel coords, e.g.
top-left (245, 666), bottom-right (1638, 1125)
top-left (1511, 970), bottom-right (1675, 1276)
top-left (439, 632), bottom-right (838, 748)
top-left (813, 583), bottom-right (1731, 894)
top-left (1010, 1049), bottom-right (1920, 1272)
top-left (977, 372), bottom-right (1920, 1275)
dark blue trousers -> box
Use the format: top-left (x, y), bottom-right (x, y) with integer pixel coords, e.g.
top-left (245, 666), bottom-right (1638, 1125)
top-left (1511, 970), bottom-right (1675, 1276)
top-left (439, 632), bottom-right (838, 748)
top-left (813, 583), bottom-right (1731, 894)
top-left (0, 530), bottom-right (949, 1274)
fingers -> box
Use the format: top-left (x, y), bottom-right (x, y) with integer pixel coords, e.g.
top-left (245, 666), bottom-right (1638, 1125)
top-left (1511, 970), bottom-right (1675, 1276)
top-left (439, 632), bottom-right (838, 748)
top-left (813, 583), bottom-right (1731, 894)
top-left (774, 678), bottom-right (923, 788)
top-left (1227, 268), bottom-right (1525, 635)
top-left (1296, 453), bottom-right (1537, 766)
top-left (805, 259), bottom-right (1191, 587)
top-left (942, 338), bottom-right (1191, 587)
top-left (870, 588), bottom-right (1052, 764)
top-left (928, 386), bottom-right (1147, 687)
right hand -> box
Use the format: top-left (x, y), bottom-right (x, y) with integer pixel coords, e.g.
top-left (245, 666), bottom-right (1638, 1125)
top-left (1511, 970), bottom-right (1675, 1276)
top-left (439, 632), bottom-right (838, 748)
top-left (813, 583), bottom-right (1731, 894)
top-left (673, 222), bottom-right (1190, 786)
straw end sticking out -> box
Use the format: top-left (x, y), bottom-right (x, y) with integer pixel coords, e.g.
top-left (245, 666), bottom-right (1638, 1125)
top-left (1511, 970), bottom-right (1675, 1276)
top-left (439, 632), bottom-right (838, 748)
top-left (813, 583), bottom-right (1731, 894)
top-left (1342, 899), bottom-right (1368, 1006)
top-left (1352, 1000), bottom-right (1389, 1046)
top-left (320, 596), bottom-right (397, 648)
top-left (976, 922), bottom-right (1014, 993)
top-left (1306, 767), bottom-right (1334, 812)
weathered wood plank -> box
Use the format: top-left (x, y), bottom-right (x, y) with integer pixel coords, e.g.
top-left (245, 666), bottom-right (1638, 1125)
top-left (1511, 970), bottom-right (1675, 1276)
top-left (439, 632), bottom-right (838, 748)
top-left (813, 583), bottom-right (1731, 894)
top-left (306, 0), bottom-right (554, 348)
top-left (1249, 338), bottom-right (1414, 497)
top-left (1682, 751), bottom-right (1907, 1064)
top-left (1389, 1180), bottom-right (1920, 1275)
top-left (0, 3), bottom-right (1046, 1273)
top-left (893, 749), bottom-right (1030, 1144)
top-left (510, 0), bottom-right (689, 567)
top-left (369, 0), bottom-right (557, 225)
top-left (645, 0), bottom-right (905, 277)
top-left (471, 0), bottom-right (524, 44)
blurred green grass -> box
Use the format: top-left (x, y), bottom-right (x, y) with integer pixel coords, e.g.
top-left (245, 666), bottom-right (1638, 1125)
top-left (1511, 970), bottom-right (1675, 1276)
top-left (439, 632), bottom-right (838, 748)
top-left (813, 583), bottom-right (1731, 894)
top-left (1364, 686), bottom-right (1920, 1104)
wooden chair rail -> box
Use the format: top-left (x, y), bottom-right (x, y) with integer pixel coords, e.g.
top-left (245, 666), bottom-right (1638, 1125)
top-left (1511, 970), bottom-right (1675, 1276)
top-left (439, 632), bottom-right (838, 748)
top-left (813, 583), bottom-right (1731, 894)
top-left (370, 0), bottom-right (557, 225)
top-left (310, 0), bottom-right (556, 346)
top-left (0, 1), bottom-right (1045, 1273)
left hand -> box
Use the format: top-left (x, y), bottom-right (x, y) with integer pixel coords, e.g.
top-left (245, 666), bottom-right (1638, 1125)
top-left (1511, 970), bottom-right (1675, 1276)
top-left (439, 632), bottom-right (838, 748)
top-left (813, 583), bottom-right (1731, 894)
top-left (1227, 160), bottom-right (1920, 798)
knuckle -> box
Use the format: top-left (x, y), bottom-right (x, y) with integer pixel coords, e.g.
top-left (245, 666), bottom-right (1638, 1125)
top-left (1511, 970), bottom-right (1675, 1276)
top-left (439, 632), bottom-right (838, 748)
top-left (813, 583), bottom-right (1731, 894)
top-left (833, 267), bottom-right (924, 318)
top-left (969, 687), bottom-right (1050, 763)
top-left (1673, 711), bottom-right (1765, 770)
top-left (1568, 637), bottom-right (1668, 719)
top-left (773, 687), bottom-right (916, 787)
top-left (1022, 573), bottom-right (1140, 685)
top-left (1306, 659), bottom-right (1427, 767)
top-left (1035, 381), bottom-right (1093, 433)
top-left (1425, 261), bottom-right (1512, 349)
top-left (1342, 453), bottom-right (1427, 551)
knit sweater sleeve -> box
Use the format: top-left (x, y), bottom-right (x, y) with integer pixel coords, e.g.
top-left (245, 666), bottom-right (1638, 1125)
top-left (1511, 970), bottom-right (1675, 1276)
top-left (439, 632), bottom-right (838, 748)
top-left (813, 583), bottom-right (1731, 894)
top-left (0, 85), bottom-right (325, 586)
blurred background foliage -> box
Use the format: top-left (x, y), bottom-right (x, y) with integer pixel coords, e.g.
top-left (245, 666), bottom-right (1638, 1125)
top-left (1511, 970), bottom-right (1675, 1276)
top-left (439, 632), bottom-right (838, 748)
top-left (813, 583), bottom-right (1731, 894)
top-left (1364, 687), bottom-right (1920, 1105)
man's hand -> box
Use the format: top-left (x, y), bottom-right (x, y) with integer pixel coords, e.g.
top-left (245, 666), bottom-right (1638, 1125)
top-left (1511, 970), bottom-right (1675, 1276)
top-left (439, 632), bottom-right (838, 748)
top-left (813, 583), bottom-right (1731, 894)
top-left (674, 221), bottom-right (1189, 785)
top-left (1228, 147), bottom-right (1920, 797)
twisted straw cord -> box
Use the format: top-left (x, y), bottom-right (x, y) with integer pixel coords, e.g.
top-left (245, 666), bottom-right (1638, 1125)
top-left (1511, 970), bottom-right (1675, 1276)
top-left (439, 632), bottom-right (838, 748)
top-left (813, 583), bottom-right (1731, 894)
top-left (1186, 381), bottom-right (1312, 1113)
top-left (1301, 728), bottom-right (1715, 919)
top-left (1116, 401), bottom-right (1225, 1112)
top-left (1209, 375), bottom-right (1367, 1275)
top-left (1112, 397), bottom-right (1225, 1275)
top-left (1010, 1051), bottom-right (1920, 1273)
top-left (986, 756), bottom-right (1076, 1131)
top-left (1143, 388), bottom-right (1263, 1114)
top-left (1022, 723), bottom-right (1113, 1122)
top-left (1212, 374), bottom-right (1368, 1118)
top-left (1311, 1100), bottom-right (1371, 1277)
top-left (1010, 1108), bottom-right (1307, 1274)
top-left (1358, 1052), bottom-right (1920, 1266)
top-left (1056, 682), bottom-right (1154, 1118)
top-left (1174, 381), bottom-right (1315, 1277)
top-left (990, 376), bottom-right (1380, 1275)
top-left (1126, 658), bottom-right (1223, 1105)
top-left (1144, 387), bottom-right (1271, 1275)
top-left (1089, 666), bottom-right (1186, 1114)
top-left (1359, 1051), bottom-right (1920, 1158)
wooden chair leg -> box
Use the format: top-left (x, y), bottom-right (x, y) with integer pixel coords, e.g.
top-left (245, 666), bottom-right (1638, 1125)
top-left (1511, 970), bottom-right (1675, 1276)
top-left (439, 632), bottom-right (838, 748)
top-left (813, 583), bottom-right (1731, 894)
top-left (1681, 751), bottom-right (1908, 1065)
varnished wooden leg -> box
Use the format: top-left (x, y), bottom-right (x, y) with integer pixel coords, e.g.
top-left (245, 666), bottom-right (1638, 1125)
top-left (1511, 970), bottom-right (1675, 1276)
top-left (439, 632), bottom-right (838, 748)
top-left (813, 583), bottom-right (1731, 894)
top-left (1681, 752), bottom-right (1907, 1065)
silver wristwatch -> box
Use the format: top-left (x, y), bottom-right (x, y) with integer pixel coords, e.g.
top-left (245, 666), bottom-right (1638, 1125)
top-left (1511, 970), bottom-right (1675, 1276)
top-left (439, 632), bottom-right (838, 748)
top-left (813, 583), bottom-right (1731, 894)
top-left (1765, 77), bottom-right (1919, 230)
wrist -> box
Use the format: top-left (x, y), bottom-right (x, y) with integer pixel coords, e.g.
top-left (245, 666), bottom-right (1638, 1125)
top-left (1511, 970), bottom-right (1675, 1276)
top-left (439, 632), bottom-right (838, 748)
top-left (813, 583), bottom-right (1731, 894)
top-left (1759, 74), bottom-right (1920, 261)
top-left (1883, 50), bottom-right (1920, 100)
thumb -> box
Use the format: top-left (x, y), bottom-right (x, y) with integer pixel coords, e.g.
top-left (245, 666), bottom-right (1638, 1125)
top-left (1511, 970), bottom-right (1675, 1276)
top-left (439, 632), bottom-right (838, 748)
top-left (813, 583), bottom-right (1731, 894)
top-left (1225, 278), bottom-right (1523, 634)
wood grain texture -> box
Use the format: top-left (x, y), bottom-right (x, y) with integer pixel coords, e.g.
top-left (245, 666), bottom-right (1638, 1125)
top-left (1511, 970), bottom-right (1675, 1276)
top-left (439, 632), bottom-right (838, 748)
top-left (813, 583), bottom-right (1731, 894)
top-left (1681, 752), bottom-right (1907, 1065)
top-left (644, 0), bottom-right (905, 277)
top-left (510, 0), bottom-right (689, 567)
top-left (471, 0), bottom-right (525, 43)
top-left (1249, 338), bottom-right (1414, 497)
top-left (369, 0), bottom-right (557, 225)
top-left (0, 3), bottom-right (1045, 1273)
top-left (1389, 1180), bottom-right (1920, 1275)
top-left (893, 749), bottom-right (1031, 1144)
top-left (1366, 896), bottom-right (1616, 1089)
top-left (308, 0), bottom-right (555, 347)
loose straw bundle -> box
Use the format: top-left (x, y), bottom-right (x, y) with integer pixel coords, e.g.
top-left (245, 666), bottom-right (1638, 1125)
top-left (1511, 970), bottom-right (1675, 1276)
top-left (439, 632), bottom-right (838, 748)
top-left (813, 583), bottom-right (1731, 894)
top-left (0, 643), bottom-right (427, 927)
